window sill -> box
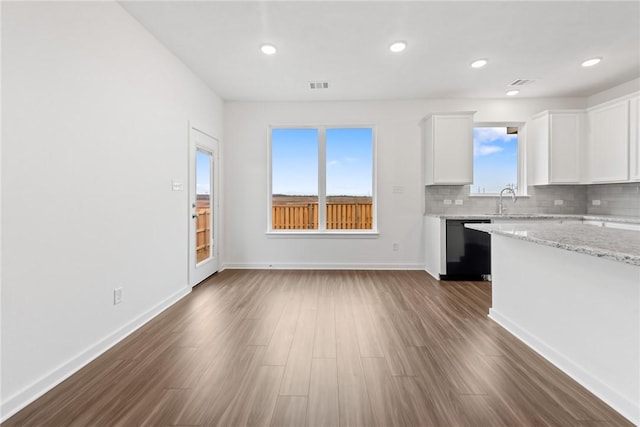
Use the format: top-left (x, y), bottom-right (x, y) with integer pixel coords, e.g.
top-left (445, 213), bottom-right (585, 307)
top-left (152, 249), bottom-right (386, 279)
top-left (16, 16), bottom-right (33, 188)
top-left (266, 231), bottom-right (379, 239)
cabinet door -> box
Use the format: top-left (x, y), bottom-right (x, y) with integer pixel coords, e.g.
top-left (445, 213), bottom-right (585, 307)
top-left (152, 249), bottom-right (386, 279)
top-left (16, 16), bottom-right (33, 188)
top-left (528, 113), bottom-right (550, 185)
top-left (549, 113), bottom-right (581, 183)
top-left (630, 97), bottom-right (640, 181)
top-left (432, 115), bottom-right (473, 184)
top-left (589, 101), bottom-right (630, 183)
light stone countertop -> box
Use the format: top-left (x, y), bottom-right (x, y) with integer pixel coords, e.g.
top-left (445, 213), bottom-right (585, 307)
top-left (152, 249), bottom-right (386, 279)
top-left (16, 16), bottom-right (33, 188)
top-left (465, 222), bottom-right (640, 266)
top-left (426, 213), bottom-right (640, 224)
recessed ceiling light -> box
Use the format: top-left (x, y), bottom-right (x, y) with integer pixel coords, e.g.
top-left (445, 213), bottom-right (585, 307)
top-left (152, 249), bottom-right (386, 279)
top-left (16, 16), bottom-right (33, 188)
top-left (581, 57), bottom-right (602, 67)
top-left (260, 44), bottom-right (277, 55)
top-left (389, 41), bottom-right (407, 53)
top-left (471, 59), bottom-right (488, 68)
top-left (506, 90), bottom-right (520, 96)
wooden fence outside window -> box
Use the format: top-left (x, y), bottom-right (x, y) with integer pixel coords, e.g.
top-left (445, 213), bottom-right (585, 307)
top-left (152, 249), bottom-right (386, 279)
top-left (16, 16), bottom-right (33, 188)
top-left (272, 202), bottom-right (373, 230)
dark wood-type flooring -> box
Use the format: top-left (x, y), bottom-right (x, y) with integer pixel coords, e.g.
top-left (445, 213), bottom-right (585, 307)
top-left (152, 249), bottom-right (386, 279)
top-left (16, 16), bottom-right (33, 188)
top-left (3, 270), bottom-right (633, 426)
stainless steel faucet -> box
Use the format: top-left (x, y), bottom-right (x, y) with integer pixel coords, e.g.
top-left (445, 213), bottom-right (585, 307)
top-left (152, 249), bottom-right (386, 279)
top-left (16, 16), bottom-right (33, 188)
top-left (499, 185), bottom-right (517, 215)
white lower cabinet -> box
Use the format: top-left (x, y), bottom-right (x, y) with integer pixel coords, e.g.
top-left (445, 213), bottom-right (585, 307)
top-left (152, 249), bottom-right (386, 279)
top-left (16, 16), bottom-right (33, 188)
top-left (424, 216), bottom-right (445, 279)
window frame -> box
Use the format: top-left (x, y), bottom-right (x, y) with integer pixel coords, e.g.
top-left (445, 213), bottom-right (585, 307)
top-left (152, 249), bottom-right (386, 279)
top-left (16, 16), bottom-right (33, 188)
top-left (469, 121), bottom-right (527, 197)
top-left (267, 124), bottom-right (378, 236)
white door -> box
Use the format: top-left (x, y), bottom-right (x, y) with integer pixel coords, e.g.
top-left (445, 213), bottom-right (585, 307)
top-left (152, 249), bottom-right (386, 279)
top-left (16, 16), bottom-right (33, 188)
top-left (189, 125), bottom-right (218, 286)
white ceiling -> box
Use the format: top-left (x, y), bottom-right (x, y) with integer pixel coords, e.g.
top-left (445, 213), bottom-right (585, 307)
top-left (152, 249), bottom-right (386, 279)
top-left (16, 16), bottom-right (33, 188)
top-left (120, 1), bottom-right (640, 102)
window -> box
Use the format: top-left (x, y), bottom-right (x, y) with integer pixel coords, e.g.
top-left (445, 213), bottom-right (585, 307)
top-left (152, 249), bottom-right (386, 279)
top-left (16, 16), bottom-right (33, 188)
top-left (471, 125), bottom-right (521, 194)
top-left (270, 126), bottom-right (374, 232)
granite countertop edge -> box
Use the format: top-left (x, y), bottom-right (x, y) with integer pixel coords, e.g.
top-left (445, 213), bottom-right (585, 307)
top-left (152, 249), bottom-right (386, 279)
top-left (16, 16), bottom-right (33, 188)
top-left (465, 223), bottom-right (640, 266)
top-left (425, 213), bottom-right (640, 224)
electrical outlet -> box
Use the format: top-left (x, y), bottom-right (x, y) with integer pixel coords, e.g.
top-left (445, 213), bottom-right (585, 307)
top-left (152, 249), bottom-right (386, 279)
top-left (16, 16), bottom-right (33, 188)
top-left (592, 199), bottom-right (601, 206)
top-left (392, 242), bottom-right (399, 251)
top-left (444, 199), bottom-right (452, 205)
top-left (454, 199), bottom-right (463, 205)
top-left (113, 287), bottom-right (123, 305)
top-left (554, 199), bottom-right (564, 206)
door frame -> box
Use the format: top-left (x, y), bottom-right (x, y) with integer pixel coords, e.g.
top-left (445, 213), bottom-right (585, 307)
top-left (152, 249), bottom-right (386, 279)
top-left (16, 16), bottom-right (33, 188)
top-left (188, 122), bottom-right (219, 287)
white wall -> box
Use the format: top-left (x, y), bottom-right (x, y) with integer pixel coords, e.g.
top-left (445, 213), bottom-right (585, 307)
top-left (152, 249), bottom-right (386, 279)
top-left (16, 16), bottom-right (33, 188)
top-left (1, 1), bottom-right (222, 419)
top-left (223, 97), bottom-right (585, 269)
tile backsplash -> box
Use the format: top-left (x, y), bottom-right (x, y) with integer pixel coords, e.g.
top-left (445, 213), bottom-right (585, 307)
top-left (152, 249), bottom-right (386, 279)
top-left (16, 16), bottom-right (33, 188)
top-left (586, 183), bottom-right (640, 217)
top-left (425, 183), bottom-right (640, 218)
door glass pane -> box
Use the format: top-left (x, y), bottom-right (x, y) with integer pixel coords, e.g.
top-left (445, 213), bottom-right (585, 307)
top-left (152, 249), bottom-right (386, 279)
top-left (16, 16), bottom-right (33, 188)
top-left (326, 128), bottom-right (373, 229)
top-left (196, 150), bottom-right (212, 263)
top-left (271, 128), bottom-right (319, 229)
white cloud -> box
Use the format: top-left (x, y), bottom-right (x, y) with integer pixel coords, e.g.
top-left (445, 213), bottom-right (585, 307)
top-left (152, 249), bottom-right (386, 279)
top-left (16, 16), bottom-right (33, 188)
top-left (327, 160), bottom-right (340, 168)
top-left (474, 127), bottom-right (516, 156)
top-left (475, 145), bottom-right (503, 156)
top-left (474, 127), bottom-right (512, 143)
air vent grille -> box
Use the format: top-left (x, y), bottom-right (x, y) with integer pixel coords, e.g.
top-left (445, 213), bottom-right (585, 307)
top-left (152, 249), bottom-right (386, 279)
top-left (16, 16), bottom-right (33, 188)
top-left (309, 81), bottom-right (329, 89)
top-left (509, 79), bottom-right (535, 86)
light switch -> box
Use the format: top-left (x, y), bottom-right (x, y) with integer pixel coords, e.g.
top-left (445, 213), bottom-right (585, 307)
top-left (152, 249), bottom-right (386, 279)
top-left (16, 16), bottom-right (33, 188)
top-left (172, 179), bottom-right (184, 191)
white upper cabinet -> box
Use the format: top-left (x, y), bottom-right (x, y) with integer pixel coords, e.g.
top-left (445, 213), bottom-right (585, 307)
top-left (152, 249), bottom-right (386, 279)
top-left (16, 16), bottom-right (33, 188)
top-left (528, 110), bottom-right (585, 185)
top-left (421, 111), bottom-right (475, 185)
top-left (630, 96), bottom-right (640, 181)
top-left (587, 99), bottom-right (631, 183)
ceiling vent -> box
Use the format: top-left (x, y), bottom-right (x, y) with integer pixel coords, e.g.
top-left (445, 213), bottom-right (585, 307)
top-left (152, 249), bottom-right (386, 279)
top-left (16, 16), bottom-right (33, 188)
top-left (309, 81), bottom-right (329, 89)
top-left (508, 79), bottom-right (535, 86)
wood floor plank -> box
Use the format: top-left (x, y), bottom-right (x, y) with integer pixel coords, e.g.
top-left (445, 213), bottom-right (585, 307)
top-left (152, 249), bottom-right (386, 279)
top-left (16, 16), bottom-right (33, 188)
top-left (365, 302), bottom-right (415, 377)
top-left (350, 303), bottom-right (384, 358)
top-left (217, 365), bottom-right (285, 427)
top-left (312, 299), bottom-right (336, 358)
top-left (262, 295), bottom-right (303, 365)
top-left (3, 270), bottom-right (633, 427)
top-left (279, 307), bottom-right (317, 395)
top-left (201, 345), bottom-right (268, 426)
top-left (270, 396), bottom-right (307, 427)
top-left (452, 393), bottom-right (510, 427)
top-left (307, 358), bottom-right (339, 427)
top-left (164, 321), bottom-right (263, 426)
top-left (360, 357), bottom-right (412, 427)
top-left (335, 300), bottom-right (375, 427)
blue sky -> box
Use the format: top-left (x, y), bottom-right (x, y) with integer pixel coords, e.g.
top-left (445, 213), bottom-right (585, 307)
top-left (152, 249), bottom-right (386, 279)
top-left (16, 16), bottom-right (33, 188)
top-left (272, 128), bottom-right (372, 196)
top-left (196, 150), bottom-right (211, 195)
top-left (472, 127), bottom-right (518, 194)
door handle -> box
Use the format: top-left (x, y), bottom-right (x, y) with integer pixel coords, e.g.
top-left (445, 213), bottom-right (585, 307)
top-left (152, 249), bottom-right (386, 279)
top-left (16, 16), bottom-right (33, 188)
top-left (192, 213), bottom-right (199, 219)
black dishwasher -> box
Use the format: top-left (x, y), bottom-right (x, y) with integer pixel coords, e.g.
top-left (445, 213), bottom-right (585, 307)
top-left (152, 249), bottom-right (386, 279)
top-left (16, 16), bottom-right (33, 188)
top-left (443, 219), bottom-right (491, 280)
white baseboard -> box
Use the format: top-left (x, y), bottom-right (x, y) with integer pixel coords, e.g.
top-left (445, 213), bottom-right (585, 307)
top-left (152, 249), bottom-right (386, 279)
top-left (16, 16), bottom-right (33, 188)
top-left (221, 262), bottom-right (425, 270)
top-left (489, 308), bottom-right (639, 426)
top-left (0, 286), bottom-right (191, 423)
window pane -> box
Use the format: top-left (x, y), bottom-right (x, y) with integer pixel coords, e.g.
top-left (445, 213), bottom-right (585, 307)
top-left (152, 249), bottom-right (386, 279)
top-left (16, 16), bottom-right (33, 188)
top-left (196, 150), bottom-right (212, 263)
top-left (326, 128), bottom-right (373, 229)
top-left (271, 128), bottom-right (319, 229)
top-left (472, 127), bottom-right (518, 194)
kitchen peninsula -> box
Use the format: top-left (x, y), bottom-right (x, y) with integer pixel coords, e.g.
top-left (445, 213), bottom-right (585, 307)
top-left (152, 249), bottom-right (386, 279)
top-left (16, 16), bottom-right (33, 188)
top-left (467, 221), bottom-right (640, 425)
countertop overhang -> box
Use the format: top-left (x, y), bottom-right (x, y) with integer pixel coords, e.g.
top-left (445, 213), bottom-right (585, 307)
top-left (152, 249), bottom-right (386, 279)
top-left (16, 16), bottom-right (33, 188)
top-left (466, 222), bottom-right (640, 266)
top-left (426, 213), bottom-right (640, 224)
